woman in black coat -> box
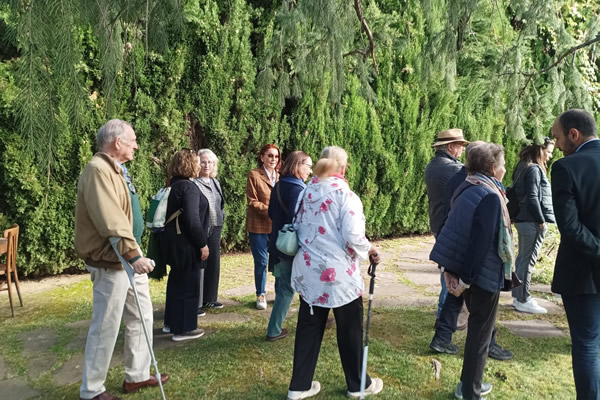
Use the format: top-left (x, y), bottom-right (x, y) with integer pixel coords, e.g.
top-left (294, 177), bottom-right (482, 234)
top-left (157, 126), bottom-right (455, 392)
top-left (511, 138), bottom-right (555, 314)
top-left (163, 149), bottom-right (209, 342)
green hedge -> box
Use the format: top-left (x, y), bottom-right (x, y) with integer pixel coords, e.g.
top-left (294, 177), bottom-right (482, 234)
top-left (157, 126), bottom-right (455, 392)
top-left (0, 0), bottom-right (597, 275)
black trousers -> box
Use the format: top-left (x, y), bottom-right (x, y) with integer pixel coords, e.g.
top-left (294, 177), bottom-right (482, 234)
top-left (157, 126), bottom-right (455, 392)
top-left (460, 285), bottom-right (500, 400)
top-left (199, 226), bottom-right (222, 305)
top-left (165, 263), bottom-right (200, 335)
top-left (289, 297), bottom-right (372, 392)
top-left (435, 289), bottom-right (498, 346)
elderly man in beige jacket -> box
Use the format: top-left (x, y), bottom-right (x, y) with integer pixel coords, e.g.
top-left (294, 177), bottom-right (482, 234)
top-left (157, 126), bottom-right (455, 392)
top-left (75, 119), bottom-right (168, 400)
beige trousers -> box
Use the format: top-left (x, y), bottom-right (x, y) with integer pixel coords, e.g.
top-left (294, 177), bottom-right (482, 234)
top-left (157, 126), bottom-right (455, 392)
top-left (80, 266), bottom-right (153, 399)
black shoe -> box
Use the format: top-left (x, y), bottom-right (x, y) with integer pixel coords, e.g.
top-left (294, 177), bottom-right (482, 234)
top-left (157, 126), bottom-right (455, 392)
top-left (197, 308), bottom-right (206, 317)
top-left (203, 301), bottom-right (224, 309)
top-left (429, 336), bottom-right (459, 354)
top-left (488, 343), bottom-right (513, 361)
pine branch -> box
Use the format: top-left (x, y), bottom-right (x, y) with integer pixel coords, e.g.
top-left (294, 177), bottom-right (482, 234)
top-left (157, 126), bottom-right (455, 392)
top-left (518, 34), bottom-right (600, 97)
top-left (351, 0), bottom-right (378, 74)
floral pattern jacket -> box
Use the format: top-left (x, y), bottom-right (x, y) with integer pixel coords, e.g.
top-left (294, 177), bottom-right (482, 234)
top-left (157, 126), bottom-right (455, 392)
top-left (291, 175), bottom-right (371, 309)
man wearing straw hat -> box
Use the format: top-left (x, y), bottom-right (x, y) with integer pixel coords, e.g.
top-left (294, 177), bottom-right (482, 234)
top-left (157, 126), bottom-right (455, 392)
top-left (424, 128), bottom-right (468, 353)
top-left (75, 119), bottom-right (169, 400)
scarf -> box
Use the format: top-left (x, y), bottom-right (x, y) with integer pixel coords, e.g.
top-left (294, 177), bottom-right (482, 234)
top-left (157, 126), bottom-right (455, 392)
top-left (465, 173), bottom-right (514, 280)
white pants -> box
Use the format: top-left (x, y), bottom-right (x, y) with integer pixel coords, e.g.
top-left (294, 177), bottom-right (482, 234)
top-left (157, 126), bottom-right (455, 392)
top-left (80, 266), bottom-right (153, 399)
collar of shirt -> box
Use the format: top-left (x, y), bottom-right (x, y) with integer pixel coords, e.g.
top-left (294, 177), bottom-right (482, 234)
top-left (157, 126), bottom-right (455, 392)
top-left (115, 161), bottom-right (137, 194)
top-left (576, 138), bottom-right (600, 153)
top-left (263, 166), bottom-right (277, 186)
top-left (115, 162), bottom-right (129, 181)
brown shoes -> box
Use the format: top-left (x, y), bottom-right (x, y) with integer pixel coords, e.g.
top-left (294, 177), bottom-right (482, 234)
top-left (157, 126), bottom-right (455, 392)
top-left (80, 392), bottom-right (122, 400)
top-left (122, 373), bottom-right (169, 394)
top-left (266, 328), bottom-right (289, 342)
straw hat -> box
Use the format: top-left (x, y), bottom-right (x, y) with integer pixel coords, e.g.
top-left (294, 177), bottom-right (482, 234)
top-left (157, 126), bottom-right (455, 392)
top-left (432, 128), bottom-right (469, 147)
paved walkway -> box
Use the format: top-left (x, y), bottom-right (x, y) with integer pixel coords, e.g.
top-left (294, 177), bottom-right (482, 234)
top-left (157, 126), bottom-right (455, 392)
top-left (0, 237), bottom-right (566, 399)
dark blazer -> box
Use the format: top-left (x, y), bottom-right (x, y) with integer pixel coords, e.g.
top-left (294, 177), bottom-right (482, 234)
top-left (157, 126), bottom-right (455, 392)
top-left (551, 139), bottom-right (600, 295)
top-left (267, 175), bottom-right (306, 268)
top-left (163, 177), bottom-right (209, 268)
top-left (424, 151), bottom-right (464, 236)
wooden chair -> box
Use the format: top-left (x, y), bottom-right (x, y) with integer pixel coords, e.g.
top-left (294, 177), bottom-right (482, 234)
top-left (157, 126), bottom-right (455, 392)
top-left (0, 224), bottom-right (23, 316)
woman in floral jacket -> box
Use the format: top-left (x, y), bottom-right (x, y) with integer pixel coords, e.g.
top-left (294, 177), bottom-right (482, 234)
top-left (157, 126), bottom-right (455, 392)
top-left (286, 146), bottom-right (383, 400)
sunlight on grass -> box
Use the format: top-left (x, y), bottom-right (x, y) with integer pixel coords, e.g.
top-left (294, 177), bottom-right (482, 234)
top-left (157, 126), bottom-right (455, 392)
top-left (0, 236), bottom-right (575, 399)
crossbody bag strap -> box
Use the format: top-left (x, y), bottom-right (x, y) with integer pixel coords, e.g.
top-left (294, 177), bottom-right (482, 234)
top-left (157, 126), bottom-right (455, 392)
top-left (276, 183), bottom-right (289, 214)
top-left (165, 209), bottom-right (183, 234)
top-left (291, 188), bottom-right (307, 224)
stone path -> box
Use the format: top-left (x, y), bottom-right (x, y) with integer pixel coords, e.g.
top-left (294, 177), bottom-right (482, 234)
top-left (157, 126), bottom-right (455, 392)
top-left (0, 236), bottom-right (566, 399)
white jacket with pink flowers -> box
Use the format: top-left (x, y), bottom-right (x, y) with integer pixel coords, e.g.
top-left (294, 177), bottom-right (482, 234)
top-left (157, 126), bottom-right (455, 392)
top-left (291, 175), bottom-right (371, 309)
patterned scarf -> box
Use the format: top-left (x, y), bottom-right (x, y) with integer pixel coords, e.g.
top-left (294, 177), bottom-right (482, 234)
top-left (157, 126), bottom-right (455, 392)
top-left (465, 172), bottom-right (514, 280)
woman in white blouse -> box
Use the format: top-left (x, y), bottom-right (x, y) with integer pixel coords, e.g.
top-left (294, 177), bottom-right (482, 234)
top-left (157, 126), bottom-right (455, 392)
top-left (286, 146), bottom-right (383, 400)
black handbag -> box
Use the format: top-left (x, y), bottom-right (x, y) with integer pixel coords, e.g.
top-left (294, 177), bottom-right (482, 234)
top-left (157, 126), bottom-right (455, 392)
top-left (502, 271), bottom-right (522, 291)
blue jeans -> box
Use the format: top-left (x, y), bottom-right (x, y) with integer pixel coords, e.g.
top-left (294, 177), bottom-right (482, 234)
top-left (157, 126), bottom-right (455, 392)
top-left (437, 270), bottom-right (448, 318)
top-left (249, 233), bottom-right (268, 296)
top-left (513, 222), bottom-right (547, 303)
top-left (267, 259), bottom-right (295, 337)
top-left (563, 294), bottom-right (600, 400)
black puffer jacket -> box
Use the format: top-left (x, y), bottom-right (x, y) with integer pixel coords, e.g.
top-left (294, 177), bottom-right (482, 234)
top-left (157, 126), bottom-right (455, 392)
top-left (512, 161), bottom-right (555, 224)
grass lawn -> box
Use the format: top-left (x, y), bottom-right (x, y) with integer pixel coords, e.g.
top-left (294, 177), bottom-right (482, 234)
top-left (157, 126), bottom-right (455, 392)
top-left (0, 237), bottom-right (574, 399)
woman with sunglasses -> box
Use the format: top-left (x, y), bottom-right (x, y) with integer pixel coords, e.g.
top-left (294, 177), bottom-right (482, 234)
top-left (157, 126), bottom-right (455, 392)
top-left (511, 137), bottom-right (555, 314)
top-left (246, 144), bottom-right (281, 310)
top-left (265, 151), bottom-right (313, 341)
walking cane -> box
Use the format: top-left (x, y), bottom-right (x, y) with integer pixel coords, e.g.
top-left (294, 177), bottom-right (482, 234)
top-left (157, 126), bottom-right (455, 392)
top-left (109, 237), bottom-right (167, 400)
top-left (359, 256), bottom-right (378, 400)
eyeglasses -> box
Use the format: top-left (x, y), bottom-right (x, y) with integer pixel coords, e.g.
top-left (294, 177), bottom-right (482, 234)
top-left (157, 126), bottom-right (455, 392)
top-left (303, 162), bottom-right (313, 168)
top-left (265, 154), bottom-right (279, 159)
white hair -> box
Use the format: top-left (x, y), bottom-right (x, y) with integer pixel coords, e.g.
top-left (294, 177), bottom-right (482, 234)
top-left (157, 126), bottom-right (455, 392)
top-left (96, 119), bottom-right (131, 150)
top-left (198, 148), bottom-right (219, 178)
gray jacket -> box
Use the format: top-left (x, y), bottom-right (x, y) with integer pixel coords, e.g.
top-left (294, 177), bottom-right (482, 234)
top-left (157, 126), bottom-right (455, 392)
top-left (512, 161), bottom-right (555, 224)
top-left (424, 150), bottom-right (464, 235)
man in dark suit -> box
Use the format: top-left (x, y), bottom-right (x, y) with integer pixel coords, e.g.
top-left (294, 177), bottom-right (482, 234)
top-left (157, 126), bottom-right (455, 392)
top-left (551, 109), bottom-right (600, 399)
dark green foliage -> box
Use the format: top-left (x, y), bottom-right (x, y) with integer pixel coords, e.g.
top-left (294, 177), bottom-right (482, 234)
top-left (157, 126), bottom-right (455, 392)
top-left (0, 0), bottom-right (598, 275)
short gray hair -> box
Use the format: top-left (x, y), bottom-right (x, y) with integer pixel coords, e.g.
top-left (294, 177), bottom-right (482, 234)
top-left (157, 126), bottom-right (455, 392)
top-left (96, 119), bottom-right (132, 150)
top-left (434, 144), bottom-right (449, 152)
top-left (466, 142), bottom-right (504, 177)
top-left (198, 148), bottom-right (219, 178)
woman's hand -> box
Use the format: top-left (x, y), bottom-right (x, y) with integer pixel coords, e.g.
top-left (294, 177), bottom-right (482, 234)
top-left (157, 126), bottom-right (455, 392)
top-left (368, 246), bottom-right (380, 264)
top-left (539, 222), bottom-right (545, 230)
top-left (444, 272), bottom-right (466, 297)
top-left (200, 245), bottom-right (209, 261)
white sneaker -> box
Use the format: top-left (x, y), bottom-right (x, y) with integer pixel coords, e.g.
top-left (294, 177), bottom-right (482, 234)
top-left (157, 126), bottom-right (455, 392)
top-left (287, 381), bottom-right (321, 400)
top-left (256, 294), bottom-right (267, 310)
top-left (172, 329), bottom-right (205, 342)
top-left (513, 298), bottom-right (547, 314)
top-left (162, 326), bottom-right (170, 334)
top-left (347, 377), bottom-right (384, 398)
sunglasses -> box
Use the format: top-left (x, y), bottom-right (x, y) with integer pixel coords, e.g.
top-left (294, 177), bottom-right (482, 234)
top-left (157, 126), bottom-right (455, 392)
top-left (265, 153), bottom-right (280, 159)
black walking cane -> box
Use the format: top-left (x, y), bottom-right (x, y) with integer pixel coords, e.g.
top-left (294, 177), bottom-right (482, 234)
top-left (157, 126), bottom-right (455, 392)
top-left (359, 255), bottom-right (378, 399)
